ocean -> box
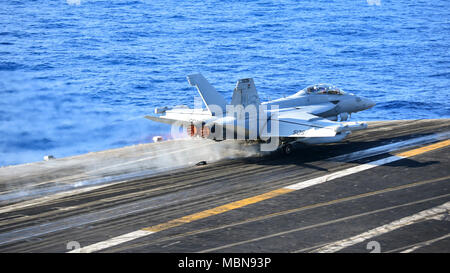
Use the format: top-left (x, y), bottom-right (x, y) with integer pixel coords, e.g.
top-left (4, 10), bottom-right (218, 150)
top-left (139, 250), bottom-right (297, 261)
top-left (0, 0), bottom-right (449, 166)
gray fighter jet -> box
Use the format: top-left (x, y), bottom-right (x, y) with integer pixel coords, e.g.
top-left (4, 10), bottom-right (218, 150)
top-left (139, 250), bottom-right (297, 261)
top-left (146, 74), bottom-right (375, 154)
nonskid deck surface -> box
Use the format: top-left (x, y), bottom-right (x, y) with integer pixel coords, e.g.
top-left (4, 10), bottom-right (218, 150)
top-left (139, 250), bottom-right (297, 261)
top-left (0, 119), bottom-right (449, 253)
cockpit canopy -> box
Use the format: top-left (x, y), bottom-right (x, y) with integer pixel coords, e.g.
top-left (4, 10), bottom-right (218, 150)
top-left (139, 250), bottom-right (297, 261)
top-left (297, 84), bottom-right (345, 96)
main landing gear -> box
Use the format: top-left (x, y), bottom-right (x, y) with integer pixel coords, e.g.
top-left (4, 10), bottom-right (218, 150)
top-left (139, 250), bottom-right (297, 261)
top-left (281, 143), bottom-right (294, 155)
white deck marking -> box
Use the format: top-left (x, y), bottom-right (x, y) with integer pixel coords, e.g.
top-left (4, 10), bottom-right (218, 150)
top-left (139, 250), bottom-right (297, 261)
top-left (284, 155), bottom-right (402, 190)
top-left (69, 230), bottom-right (154, 253)
top-left (327, 131), bottom-right (450, 162)
top-left (312, 202), bottom-right (450, 253)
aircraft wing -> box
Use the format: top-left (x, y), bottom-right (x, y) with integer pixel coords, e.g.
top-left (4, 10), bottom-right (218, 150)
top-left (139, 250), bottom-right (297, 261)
top-left (264, 107), bottom-right (344, 138)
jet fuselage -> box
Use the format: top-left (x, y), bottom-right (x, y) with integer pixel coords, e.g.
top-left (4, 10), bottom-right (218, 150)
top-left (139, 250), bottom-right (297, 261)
top-left (264, 91), bottom-right (375, 120)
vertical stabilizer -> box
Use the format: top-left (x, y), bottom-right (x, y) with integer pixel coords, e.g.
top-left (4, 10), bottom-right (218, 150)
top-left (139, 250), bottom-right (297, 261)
top-left (187, 74), bottom-right (227, 113)
top-left (230, 78), bottom-right (261, 107)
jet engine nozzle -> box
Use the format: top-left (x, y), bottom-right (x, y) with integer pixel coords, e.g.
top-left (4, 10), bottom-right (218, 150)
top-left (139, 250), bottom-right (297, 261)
top-left (187, 124), bottom-right (198, 137)
top-left (187, 124), bottom-right (211, 138)
top-left (200, 126), bottom-right (210, 138)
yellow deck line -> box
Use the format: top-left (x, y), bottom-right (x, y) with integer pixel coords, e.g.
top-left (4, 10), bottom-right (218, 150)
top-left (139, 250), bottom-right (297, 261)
top-left (396, 139), bottom-right (450, 157)
top-left (142, 139), bottom-right (450, 233)
top-left (143, 188), bottom-right (293, 232)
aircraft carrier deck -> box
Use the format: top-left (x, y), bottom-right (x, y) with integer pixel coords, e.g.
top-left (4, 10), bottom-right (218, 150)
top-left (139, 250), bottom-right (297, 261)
top-left (0, 119), bottom-right (449, 253)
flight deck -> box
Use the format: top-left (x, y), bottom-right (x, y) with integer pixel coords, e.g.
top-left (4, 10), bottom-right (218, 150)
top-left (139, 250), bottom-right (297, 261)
top-left (0, 119), bottom-right (449, 253)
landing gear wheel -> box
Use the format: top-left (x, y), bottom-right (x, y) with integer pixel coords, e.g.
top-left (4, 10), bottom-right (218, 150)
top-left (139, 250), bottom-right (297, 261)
top-left (282, 143), bottom-right (294, 155)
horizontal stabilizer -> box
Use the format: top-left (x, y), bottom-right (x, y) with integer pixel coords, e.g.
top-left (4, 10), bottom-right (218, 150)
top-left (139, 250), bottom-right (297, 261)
top-left (144, 115), bottom-right (190, 126)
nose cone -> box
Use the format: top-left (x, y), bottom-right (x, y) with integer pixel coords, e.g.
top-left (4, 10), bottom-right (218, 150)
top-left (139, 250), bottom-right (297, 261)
top-left (361, 97), bottom-right (376, 110)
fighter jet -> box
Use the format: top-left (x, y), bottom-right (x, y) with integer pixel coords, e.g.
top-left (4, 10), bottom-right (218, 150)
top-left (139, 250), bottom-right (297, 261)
top-left (145, 74), bottom-right (375, 154)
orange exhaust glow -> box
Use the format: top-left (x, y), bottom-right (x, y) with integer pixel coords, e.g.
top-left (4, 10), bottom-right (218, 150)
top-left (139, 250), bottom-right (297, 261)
top-left (187, 124), bottom-right (197, 137)
top-left (200, 126), bottom-right (210, 138)
top-left (187, 124), bottom-right (210, 138)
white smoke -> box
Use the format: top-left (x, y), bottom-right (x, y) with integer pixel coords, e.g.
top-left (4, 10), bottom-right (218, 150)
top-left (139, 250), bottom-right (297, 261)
top-left (367, 0), bottom-right (381, 6)
top-left (0, 138), bottom-right (260, 205)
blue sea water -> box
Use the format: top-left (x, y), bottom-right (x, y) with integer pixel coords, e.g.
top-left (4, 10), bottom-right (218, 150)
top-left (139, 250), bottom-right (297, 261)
top-left (0, 0), bottom-right (449, 166)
